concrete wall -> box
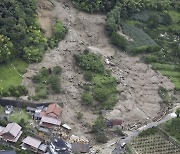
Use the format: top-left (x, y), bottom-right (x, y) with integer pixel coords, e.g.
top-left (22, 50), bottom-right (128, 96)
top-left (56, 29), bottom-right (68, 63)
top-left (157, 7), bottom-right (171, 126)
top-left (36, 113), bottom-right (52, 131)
top-left (0, 98), bottom-right (52, 108)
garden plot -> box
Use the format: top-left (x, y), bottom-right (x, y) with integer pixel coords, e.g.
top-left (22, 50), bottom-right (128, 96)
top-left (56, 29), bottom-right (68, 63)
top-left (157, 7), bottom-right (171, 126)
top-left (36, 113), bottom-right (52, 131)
top-left (121, 23), bottom-right (159, 53)
top-left (130, 133), bottom-right (180, 154)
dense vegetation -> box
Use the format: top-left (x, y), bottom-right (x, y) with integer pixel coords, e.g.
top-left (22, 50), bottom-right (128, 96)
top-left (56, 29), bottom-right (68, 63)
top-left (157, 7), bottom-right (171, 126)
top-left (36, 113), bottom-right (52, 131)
top-left (75, 50), bottom-right (118, 110)
top-left (0, 0), bottom-right (48, 63)
top-left (164, 117), bottom-right (180, 142)
top-left (104, 0), bottom-right (180, 90)
top-left (72, 0), bottom-right (118, 13)
top-left (48, 21), bottom-right (68, 48)
top-left (31, 66), bottom-right (62, 100)
top-left (92, 115), bottom-right (108, 143)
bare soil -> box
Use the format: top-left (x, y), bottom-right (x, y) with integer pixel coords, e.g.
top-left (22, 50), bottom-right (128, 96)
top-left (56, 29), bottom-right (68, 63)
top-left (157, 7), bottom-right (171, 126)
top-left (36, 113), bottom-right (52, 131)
top-left (22, 0), bottom-right (174, 151)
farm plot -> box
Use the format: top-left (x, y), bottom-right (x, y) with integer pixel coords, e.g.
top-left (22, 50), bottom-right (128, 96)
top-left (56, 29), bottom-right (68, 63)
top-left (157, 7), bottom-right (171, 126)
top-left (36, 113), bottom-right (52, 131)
top-left (121, 23), bottom-right (159, 54)
top-left (130, 133), bottom-right (180, 154)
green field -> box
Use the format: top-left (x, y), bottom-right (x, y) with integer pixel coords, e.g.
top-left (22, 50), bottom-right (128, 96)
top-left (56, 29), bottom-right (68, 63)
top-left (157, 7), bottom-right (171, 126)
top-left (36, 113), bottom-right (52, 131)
top-left (0, 59), bottom-right (28, 92)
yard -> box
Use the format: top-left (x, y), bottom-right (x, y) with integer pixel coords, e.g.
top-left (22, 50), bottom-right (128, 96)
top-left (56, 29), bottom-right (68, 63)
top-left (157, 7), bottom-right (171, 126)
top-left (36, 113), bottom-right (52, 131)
top-left (0, 59), bottom-right (28, 93)
top-left (9, 108), bottom-right (33, 128)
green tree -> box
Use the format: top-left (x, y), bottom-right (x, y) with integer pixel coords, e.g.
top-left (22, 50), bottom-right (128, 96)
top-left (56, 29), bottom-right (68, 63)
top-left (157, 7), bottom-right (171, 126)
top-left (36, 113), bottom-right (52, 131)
top-left (92, 115), bottom-right (106, 132)
top-left (162, 12), bottom-right (172, 25)
top-left (148, 14), bottom-right (159, 28)
top-left (0, 35), bottom-right (13, 63)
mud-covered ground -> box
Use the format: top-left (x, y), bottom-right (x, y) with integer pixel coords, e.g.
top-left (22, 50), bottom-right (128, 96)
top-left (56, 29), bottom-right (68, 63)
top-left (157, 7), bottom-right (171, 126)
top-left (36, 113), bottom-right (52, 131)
top-left (22, 0), bottom-right (174, 149)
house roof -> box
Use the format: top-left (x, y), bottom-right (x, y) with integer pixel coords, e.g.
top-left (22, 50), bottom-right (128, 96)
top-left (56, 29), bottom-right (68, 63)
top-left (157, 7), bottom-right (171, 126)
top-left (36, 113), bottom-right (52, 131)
top-left (46, 103), bottom-right (62, 118)
top-left (110, 119), bottom-right (123, 126)
top-left (40, 116), bottom-right (61, 126)
top-left (51, 138), bottom-right (67, 149)
top-left (72, 143), bottom-right (90, 153)
top-left (1, 123), bottom-right (21, 137)
top-left (22, 136), bottom-right (41, 149)
top-left (0, 150), bottom-right (16, 154)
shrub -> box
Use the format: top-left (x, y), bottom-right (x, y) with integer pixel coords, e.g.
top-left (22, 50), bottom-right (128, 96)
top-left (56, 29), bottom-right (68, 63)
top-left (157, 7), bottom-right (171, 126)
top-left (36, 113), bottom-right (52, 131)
top-left (96, 133), bottom-right (108, 143)
top-left (33, 84), bottom-right (48, 100)
top-left (76, 112), bottom-right (83, 120)
top-left (53, 66), bottom-right (62, 74)
top-left (81, 84), bottom-right (91, 91)
top-left (139, 127), bottom-right (157, 137)
top-left (93, 86), bottom-right (111, 102)
top-left (162, 12), bottom-right (172, 25)
top-left (32, 74), bottom-right (41, 83)
top-left (8, 85), bottom-right (28, 97)
top-left (83, 71), bottom-right (93, 81)
top-left (81, 93), bottom-right (93, 105)
top-left (74, 53), bottom-right (104, 73)
top-left (110, 32), bottom-right (127, 49)
top-left (49, 75), bottom-right (61, 93)
top-left (175, 108), bottom-right (180, 117)
top-left (158, 86), bottom-right (172, 104)
top-left (148, 14), bottom-right (159, 29)
top-left (115, 127), bottom-right (124, 136)
top-left (92, 116), bottom-right (106, 132)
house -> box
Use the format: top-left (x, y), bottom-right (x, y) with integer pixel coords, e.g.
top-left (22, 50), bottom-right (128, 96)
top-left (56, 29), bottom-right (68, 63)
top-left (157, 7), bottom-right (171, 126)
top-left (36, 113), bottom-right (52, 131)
top-left (49, 138), bottom-right (70, 154)
top-left (0, 150), bottom-right (16, 154)
top-left (71, 143), bottom-right (90, 153)
top-left (34, 106), bottom-right (45, 120)
top-left (107, 119), bottom-right (123, 128)
top-left (21, 136), bottom-right (47, 153)
top-left (46, 103), bottom-right (63, 119)
top-left (40, 116), bottom-right (61, 128)
top-left (0, 123), bottom-right (22, 142)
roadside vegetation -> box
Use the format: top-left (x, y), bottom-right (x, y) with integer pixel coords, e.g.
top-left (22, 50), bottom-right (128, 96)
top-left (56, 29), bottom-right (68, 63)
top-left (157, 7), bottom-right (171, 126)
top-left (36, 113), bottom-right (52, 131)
top-left (31, 66), bottom-right (62, 100)
top-left (74, 50), bottom-right (118, 110)
top-left (163, 117), bottom-right (180, 142)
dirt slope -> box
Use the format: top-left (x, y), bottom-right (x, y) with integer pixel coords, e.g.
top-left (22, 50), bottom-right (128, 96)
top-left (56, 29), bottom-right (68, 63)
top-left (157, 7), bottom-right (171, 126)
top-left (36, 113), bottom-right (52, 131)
top-left (22, 0), bottom-right (174, 148)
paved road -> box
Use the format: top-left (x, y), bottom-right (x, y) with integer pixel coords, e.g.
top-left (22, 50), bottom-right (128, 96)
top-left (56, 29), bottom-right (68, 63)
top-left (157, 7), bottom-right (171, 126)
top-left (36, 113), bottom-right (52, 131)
top-left (112, 110), bottom-right (177, 154)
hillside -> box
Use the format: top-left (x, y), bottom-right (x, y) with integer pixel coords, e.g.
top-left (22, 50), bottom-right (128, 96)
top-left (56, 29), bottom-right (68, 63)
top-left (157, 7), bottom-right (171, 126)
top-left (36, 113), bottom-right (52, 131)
top-left (0, 0), bottom-right (179, 153)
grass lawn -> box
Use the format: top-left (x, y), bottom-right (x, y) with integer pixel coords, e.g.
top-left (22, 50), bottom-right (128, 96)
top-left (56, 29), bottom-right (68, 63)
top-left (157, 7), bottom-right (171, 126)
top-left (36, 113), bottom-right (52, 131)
top-left (0, 59), bottom-right (28, 92)
top-left (9, 108), bottom-right (33, 128)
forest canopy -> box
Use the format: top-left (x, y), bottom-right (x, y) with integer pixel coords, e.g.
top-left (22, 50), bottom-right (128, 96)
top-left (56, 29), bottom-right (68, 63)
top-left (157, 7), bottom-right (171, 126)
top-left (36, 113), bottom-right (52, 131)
top-left (0, 0), bottom-right (47, 63)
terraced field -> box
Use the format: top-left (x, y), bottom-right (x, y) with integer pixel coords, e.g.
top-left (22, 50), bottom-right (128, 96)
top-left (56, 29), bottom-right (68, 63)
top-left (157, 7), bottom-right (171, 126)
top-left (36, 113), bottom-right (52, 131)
top-left (151, 63), bottom-right (180, 90)
top-left (130, 133), bottom-right (180, 154)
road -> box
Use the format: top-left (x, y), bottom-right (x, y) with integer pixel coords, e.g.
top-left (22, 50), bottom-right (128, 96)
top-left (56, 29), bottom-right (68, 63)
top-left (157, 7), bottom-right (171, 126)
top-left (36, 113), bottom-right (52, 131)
top-left (112, 107), bottom-right (178, 154)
